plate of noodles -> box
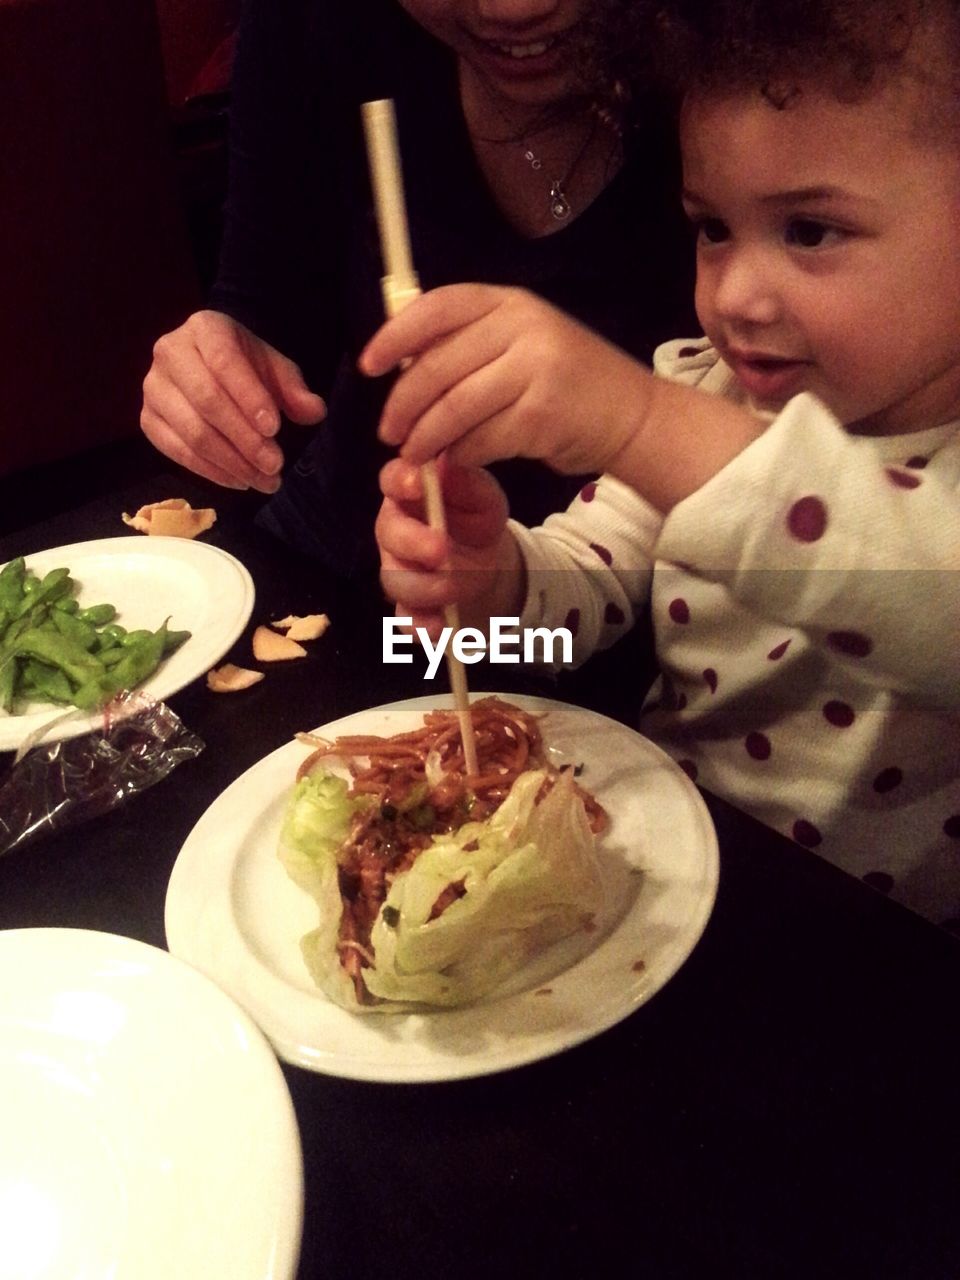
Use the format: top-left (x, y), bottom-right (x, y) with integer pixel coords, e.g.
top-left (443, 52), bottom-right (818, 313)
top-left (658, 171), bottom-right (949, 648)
top-left (165, 694), bottom-right (718, 1083)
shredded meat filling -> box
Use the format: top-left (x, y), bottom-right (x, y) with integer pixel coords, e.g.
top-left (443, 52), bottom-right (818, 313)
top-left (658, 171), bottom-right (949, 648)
top-left (303, 698), bottom-right (608, 1004)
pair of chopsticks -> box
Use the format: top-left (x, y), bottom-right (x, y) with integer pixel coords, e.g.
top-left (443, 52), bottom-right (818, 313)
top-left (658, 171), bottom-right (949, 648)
top-left (362, 98), bottom-right (480, 779)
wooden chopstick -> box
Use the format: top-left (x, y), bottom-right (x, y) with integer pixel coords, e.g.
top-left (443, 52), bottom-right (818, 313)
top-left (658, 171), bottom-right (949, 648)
top-left (361, 98), bottom-right (480, 780)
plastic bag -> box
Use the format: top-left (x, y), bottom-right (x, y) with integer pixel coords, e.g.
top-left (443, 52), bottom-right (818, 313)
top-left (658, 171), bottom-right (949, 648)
top-left (0, 691), bottom-right (204, 855)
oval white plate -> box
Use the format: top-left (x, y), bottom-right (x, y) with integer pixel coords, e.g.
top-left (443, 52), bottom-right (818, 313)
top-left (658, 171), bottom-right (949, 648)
top-left (0, 536), bottom-right (254, 750)
top-left (0, 928), bottom-right (302, 1280)
top-left (166, 695), bottom-right (719, 1083)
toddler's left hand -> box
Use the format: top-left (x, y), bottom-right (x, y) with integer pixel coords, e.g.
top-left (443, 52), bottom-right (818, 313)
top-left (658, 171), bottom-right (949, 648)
top-left (376, 457), bottom-right (519, 640)
top-left (359, 285), bottom-right (651, 474)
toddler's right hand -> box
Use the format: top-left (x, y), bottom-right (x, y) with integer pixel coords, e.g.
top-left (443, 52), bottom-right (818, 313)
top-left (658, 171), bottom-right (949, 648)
top-left (140, 310), bottom-right (326, 493)
top-left (376, 458), bottom-right (520, 640)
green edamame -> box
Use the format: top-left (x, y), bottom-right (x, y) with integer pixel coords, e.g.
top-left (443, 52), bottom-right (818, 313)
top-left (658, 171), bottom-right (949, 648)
top-left (78, 602), bottom-right (117, 627)
top-left (0, 556), bottom-right (192, 713)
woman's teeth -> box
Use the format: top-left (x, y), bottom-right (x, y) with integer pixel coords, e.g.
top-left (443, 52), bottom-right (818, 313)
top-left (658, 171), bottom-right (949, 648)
top-left (492, 39), bottom-right (553, 58)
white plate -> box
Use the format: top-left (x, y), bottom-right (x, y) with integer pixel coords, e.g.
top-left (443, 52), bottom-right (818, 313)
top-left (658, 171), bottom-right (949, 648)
top-left (0, 928), bottom-right (302, 1280)
top-left (0, 536), bottom-right (254, 750)
top-left (165, 695), bottom-right (719, 1083)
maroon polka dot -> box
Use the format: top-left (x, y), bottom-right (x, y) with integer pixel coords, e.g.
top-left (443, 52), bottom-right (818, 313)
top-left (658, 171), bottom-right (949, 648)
top-left (872, 767), bottom-right (903, 794)
top-left (863, 871), bottom-right (894, 894)
top-left (793, 818), bottom-right (822, 847)
top-left (885, 467), bottom-right (922, 490)
top-left (767, 639), bottom-right (792, 661)
top-left (604, 602), bottom-right (625, 626)
top-left (580, 481), bottom-right (598, 503)
top-left (590, 542), bottom-right (612, 565)
top-left (944, 815), bottom-right (960, 839)
top-left (787, 495), bottom-right (828, 542)
top-left (677, 346), bottom-right (702, 358)
top-left (745, 732), bottom-right (771, 760)
top-left (668, 598), bottom-right (690, 624)
top-left (703, 668), bottom-right (718, 694)
top-left (823, 700), bottom-right (855, 727)
top-left (827, 630), bottom-right (873, 658)
top-left (563, 608), bottom-right (580, 638)
top-left (905, 455), bottom-right (929, 469)
top-left (678, 759), bottom-right (698, 781)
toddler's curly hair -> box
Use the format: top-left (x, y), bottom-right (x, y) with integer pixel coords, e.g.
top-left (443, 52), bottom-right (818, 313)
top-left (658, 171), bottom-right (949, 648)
top-left (583, 0), bottom-right (960, 121)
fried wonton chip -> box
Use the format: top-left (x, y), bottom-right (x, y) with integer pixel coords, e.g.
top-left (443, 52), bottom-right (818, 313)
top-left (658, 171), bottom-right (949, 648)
top-left (271, 613), bottom-right (330, 642)
top-left (206, 663), bottom-right (265, 693)
top-left (122, 498), bottom-right (217, 539)
top-left (252, 625), bottom-right (307, 662)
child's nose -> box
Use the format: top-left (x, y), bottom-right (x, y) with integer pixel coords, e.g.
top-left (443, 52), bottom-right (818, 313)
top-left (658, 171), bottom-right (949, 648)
top-left (711, 249), bottom-right (780, 326)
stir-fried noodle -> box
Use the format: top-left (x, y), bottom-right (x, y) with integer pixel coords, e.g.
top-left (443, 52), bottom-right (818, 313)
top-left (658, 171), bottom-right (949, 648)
top-left (296, 696), bottom-right (606, 831)
top-left (294, 697), bottom-right (607, 1002)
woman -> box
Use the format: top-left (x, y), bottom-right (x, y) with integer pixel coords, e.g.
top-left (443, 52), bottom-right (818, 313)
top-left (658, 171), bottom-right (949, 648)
top-left (140, 0), bottom-right (695, 575)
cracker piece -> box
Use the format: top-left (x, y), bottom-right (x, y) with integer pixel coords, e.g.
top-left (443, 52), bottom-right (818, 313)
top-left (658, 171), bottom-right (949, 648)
top-left (252, 625), bottom-right (307, 662)
top-left (206, 663), bottom-right (265, 693)
top-left (122, 498), bottom-right (217, 539)
top-left (271, 613), bottom-right (330, 642)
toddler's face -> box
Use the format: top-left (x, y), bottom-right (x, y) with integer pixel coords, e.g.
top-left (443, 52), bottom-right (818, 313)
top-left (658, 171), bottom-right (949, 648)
top-left (680, 76), bottom-right (960, 434)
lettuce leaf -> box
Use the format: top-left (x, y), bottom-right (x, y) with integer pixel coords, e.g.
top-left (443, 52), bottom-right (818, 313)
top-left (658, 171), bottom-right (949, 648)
top-left (279, 772), bottom-right (357, 886)
top-left (279, 766), bottom-right (604, 1012)
top-left (362, 768), bottom-right (602, 1006)
top-left (277, 772), bottom-right (365, 1010)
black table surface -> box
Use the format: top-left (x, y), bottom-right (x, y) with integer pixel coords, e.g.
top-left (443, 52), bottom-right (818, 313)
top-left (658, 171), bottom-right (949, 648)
top-left (1, 472), bottom-right (958, 1280)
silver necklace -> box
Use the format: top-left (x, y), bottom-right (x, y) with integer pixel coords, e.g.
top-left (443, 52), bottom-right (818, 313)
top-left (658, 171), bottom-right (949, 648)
top-left (478, 88), bottom-right (600, 223)
top-left (520, 120), bottom-right (597, 221)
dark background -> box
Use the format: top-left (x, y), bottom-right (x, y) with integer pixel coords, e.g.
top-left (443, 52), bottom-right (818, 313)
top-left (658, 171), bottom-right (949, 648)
top-left (0, 0), bottom-right (239, 527)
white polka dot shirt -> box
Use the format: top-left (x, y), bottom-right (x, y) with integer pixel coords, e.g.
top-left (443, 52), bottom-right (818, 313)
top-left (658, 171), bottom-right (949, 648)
top-left (513, 339), bottom-right (960, 927)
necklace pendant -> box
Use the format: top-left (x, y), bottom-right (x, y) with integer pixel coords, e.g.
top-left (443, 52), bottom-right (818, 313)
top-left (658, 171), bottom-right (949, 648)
top-left (549, 181), bottom-right (571, 220)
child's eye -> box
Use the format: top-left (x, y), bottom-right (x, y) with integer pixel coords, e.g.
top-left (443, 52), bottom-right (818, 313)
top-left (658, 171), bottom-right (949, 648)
top-left (784, 218), bottom-right (843, 248)
top-left (692, 217), bottom-right (730, 245)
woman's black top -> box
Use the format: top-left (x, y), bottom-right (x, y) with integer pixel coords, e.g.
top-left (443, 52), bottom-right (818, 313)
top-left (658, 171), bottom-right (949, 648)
top-left (209, 0), bottom-right (698, 576)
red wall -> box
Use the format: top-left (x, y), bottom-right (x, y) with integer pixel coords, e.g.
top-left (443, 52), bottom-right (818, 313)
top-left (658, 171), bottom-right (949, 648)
top-left (0, 0), bottom-right (201, 478)
top-left (154, 0), bottom-right (239, 105)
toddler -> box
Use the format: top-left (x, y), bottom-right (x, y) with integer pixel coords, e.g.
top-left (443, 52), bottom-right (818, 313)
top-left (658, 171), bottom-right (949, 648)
top-left (361, 0), bottom-right (960, 928)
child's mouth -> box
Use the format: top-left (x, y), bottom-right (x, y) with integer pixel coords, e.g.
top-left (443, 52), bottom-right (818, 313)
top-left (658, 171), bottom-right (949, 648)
top-left (726, 351), bottom-right (811, 403)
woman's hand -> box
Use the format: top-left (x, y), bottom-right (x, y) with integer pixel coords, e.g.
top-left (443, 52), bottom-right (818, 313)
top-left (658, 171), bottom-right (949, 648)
top-left (359, 285), bottom-right (651, 475)
top-left (141, 310), bottom-right (326, 492)
top-left (376, 457), bottom-right (523, 640)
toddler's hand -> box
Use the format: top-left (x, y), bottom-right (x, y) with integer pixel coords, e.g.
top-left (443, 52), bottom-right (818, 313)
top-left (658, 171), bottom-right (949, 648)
top-left (141, 310), bottom-right (326, 493)
top-left (359, 285), bottom-right (651, 475)
top-left (376, 458), bottom-right (520, 640)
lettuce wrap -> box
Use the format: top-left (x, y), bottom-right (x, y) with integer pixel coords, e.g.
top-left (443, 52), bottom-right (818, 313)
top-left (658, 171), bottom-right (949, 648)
top-left (278, 766), bottom-right (604, 1012)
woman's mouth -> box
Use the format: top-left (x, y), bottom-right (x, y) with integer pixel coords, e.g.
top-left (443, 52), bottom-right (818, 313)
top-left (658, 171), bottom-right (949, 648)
top-left (470, 29), bottom-right (572, 80)
top-left (489, 37), bottom-right (556, 59)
